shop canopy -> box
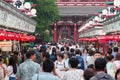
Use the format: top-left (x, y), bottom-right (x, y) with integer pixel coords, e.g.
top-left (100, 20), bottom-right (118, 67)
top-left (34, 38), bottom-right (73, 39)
top-left (0, 30), bottom-right (35, 42)
top-left (79, 35), bottom-right (120, 43)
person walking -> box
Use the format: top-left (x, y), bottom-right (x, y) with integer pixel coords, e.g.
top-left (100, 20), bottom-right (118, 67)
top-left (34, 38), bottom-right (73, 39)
top-left (16, 50), bottom-right (41, 80)
top-left (32, 59), bottom-right (60, 80)
top-left (62, 57), bottom-right (84, 80)
top-left (90, 58), bottom-right (115, 80)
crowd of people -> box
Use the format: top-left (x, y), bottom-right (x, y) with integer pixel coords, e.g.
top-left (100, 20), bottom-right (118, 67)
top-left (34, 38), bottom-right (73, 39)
top-left (0, 42), bottom-right (120, 80)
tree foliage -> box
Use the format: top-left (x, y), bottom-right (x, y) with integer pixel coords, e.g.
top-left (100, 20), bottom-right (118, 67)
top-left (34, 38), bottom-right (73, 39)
top-left (25, 0), bottom-right (59, 42)
top-left (35, 0), bottom-right (59, 33)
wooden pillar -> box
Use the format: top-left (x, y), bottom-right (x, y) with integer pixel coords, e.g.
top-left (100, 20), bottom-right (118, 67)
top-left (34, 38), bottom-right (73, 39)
top-left (74, 23), bottom-right (77, 42)
top-left (53, 23), bottom-right (57, 42)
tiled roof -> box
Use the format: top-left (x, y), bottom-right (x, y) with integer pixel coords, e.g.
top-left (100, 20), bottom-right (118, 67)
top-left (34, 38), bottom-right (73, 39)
top-left (58, 6), bottom-right (107, 16)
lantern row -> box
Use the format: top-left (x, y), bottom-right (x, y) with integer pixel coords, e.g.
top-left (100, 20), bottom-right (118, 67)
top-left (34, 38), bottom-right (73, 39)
top-left (0, 30), bottom-right (35, 42)
top-left (79, 35), bottom-right (120, 43)
top-left (78, 0), bottom-right (120, 33)
top-left (5, 0), bottom-right (37, 17)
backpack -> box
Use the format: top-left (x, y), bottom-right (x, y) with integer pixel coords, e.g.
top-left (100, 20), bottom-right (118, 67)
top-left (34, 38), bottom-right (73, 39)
top-left (94, 73), bottom-right (115, 80)
top-left (75, 56), bottom-right (85, 70)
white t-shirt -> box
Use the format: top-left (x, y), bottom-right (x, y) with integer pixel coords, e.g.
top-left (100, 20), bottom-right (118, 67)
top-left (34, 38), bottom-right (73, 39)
top-left (54, 60), bottom-right (65, 70)
top-left (86, 56), bottom-right (94, 66)
top-left (62, 69), bottom-right (84, 80)
top-left (114, 60), bottom-right (120, 69)
top-left (106, 62), bottom-right (115, 78)
top-left (63, 58), bottom-right (69, 69)
top-left (7, 66), bottom-right (16, 77)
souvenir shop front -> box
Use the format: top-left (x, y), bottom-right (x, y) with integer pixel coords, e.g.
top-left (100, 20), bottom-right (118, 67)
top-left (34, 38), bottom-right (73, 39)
top-left (0, 1), bottom-right (36, 52)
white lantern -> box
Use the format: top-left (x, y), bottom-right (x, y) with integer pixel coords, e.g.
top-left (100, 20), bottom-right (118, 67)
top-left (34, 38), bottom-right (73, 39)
top-left (114, 0), bottom-right (120, 7)
top-left (94, 16), bottom-right (99, 21)
top-left (102, 9), bottom-right (108, 15)
top-left (31, 9), bottom-right (37, 15)
top-left (85, 23), bottom-right (89, 27)
top-left (24, 2), bottom-right (31, 10)
top-left (89, 21), bottom-right (93, 24)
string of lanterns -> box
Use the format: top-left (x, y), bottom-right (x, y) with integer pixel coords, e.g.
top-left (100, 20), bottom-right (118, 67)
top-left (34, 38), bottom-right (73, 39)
top-left (3, 0), bottom-right (37, 42)
top-left (5, 0), bottom-right (37, 17)
top-left (78, 0), bottom-right (120, 32)
top-left (0, 30), bottom-right (35, 42)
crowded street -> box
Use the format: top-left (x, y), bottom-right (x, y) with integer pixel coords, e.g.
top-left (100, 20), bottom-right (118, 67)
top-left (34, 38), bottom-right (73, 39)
top-left (0, 0), bottom-right (120, 80)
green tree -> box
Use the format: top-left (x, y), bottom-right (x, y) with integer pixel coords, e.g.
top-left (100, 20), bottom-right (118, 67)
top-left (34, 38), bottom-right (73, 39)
top-left (25, 0), bottom-right (59, 42)
top-left (44, 31), bottom-right (50, 42)
top-left (35, 0), bottom-right (59, 32)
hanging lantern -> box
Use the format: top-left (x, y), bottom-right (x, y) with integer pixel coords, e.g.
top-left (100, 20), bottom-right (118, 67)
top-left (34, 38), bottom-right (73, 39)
top-left (31, 35), bottom-right (35, 41)
top-left (89, 38), bottom-right (97, 42)
top-left (21, 34), bottom-right (28, 42)
top-left (24, 2), bottom-right (31, 10)
top-left (16, 33), bottom-right (21, 41)
top-left (31, 9), bottom-right (36, 15)
top-left (102, 9), bottom-right (108, 15)
top-left (6, 32), bottom-right (13, 40)
top-left (0, 30), bottom-right (7, 40)
top-left (12, 33), bottom-right (20, 41)
top-left (114, 0), bottom-right (120, 7)
top-left (94, 16), bottom-right (100, 21)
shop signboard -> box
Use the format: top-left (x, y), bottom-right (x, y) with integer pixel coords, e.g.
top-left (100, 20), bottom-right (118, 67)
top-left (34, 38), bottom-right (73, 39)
top-left (0, 1), bottom-right (36, 33)
top-left (0, 8), bottom-right (35, 33)
top-left (0, 9), bottom-right (7, 26)
top-left (0, 41), bottom-right (12, 51)
top-left (104, 21), bottom-right (120, 33)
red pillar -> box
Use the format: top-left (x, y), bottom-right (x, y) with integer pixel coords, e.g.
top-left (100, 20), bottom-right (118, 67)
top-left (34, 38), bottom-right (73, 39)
top-left (74, 23), bottom-right (77, 42)
top-left (53, 23), bottom-right (57, 42)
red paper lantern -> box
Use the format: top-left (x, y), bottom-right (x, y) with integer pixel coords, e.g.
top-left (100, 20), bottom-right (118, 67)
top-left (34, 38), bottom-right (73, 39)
top-left (89, 38), bottom-right (97, 42)
top-left (99, 35), bottom-right (114, 41)
top-left (0, 30), bottom-right (7, 40)
top-left (30, 35), bottom-right (35, 41)
top-left (13, 33), bottom-right (21, 41)
top-left (6, 32), bottom-right (14, 40)
top-left (113, 35), bottom-right (120, 41)
top-left (21, 34), bottom-right (28, 42)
